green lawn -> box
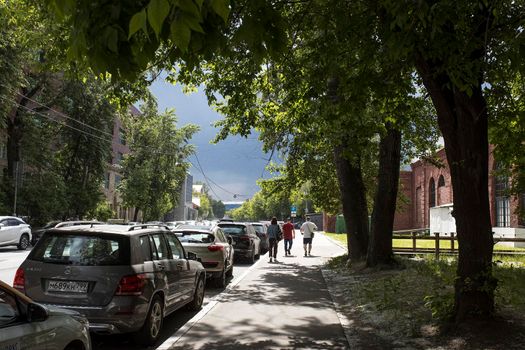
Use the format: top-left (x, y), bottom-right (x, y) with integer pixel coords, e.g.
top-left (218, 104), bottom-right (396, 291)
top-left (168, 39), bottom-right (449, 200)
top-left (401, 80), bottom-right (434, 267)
top-left (324, 232), bottom-right (525, 252)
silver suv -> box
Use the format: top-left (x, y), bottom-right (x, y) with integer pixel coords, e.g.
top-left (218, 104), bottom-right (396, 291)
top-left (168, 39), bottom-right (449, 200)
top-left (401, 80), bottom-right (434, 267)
top-left (15, 224), bottom-right (206, 346)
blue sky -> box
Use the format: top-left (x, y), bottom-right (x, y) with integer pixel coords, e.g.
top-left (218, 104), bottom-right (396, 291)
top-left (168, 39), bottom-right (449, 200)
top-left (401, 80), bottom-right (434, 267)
top-left (148, 76), bottom-right (270, 202)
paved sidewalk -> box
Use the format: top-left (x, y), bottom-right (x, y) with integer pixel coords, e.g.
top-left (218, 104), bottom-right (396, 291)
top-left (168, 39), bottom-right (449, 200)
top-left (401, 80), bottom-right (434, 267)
top-left (161, 232), bottom-right (348, 350)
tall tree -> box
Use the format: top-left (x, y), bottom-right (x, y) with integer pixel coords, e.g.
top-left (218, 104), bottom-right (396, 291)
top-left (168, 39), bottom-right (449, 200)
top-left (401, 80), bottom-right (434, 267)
top-left (119, 97), bottom-right (198, 221)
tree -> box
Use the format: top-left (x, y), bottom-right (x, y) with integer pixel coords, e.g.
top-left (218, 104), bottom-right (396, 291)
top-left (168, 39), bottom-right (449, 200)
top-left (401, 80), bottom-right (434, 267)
top-left (119, 97), bottom-right (198, 221)
top-left (211, 198), bottom-right (225, 219)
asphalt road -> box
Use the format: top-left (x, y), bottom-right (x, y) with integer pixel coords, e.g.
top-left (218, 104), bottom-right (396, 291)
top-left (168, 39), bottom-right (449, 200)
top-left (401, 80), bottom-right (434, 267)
top-left (0, 246), bottom-right (259, 350)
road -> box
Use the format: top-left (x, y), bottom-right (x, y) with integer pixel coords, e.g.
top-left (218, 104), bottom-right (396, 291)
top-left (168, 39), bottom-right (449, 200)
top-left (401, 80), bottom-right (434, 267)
top-left (0, 246), bottom-right (258, 350)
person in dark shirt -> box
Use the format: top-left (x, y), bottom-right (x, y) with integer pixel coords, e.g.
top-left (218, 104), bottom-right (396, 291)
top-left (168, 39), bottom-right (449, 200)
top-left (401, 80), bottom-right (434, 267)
top-left (282, 218), bottom-right (295, 256)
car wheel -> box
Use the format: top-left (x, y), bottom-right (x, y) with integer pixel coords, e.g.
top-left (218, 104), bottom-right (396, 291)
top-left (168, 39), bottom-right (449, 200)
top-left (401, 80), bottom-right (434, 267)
top-left (214, 267), bottom-right (226, 288)
top-left (186, 276), bottom-right (205, 311)
top-left (18, 234), bottom-right (29, 250)
top-left (226, 264), bottom-right (233, 278)
top-left (135, 295), bottom-right (164, 346)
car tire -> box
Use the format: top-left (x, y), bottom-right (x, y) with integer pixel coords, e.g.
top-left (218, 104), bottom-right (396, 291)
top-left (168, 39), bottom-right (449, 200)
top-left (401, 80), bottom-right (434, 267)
top-left (186, 276), bottom-right (205, 311)
top-left (214, 267), bottom-right (226, 288)
top-left (226, 264), bottom-right (233, 278)
top-left (248, 248), bottom-right (256, 263)
top-left (135, 295), bottom-right (164, 346)
top-left (18, 234), bottom-right (30, 250)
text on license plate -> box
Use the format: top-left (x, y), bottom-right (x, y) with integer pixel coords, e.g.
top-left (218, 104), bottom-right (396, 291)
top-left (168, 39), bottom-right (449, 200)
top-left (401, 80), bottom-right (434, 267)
top-left (48, 280), bottom-right (89, 293)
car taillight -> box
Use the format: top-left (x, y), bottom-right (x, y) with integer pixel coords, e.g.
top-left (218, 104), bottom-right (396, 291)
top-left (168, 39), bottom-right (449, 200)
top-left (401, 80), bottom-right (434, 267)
top-left (115, 274), bottom-right (146, 296)
top-left (13, 268), bottom-right (25, 292)
top-left (240, 236), bottom-right (250, 241)
top-left (207, 245), bottom-right (224, 252)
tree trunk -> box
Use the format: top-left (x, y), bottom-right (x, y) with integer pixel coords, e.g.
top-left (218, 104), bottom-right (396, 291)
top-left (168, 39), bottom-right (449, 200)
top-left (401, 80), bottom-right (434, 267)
top-left (133, 207), bottom-right (140, 222)
top-left (333, 145), bottom-right (369, 261)
top-left (416, 55), bottom-right (495, 321)
top-left (366, 124), bottom-right (401, 267)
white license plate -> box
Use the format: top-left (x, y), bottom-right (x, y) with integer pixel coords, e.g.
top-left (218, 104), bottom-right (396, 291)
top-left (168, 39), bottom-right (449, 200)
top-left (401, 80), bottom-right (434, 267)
top-left (48, 280), bottom-right (89, 293)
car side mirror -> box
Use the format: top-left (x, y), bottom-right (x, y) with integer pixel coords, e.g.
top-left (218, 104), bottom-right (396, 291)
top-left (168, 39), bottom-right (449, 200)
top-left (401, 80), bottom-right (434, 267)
top-left (0, 223), bottom-right (5, 229)
top-left (227, 236), bottom-right (233, 244)
top-left (27, 303), bottom-right (48, 322)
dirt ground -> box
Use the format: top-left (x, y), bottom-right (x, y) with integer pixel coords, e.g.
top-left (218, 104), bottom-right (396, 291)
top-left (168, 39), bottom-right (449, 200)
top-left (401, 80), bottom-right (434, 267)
top-left (323, 261), bottom-right (525, 350)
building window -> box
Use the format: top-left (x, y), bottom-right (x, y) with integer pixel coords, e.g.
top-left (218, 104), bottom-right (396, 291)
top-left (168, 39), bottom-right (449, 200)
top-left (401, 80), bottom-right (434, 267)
top-left (495, 172), bottom-right (510, 227)
top-left (118, 128), bottom-right (126, 145)
top-left (115, 175), bottom-right (121, 187)
top-left (0, 137), bottom-right (6, 160)
top-left (116, 152), bottom-right (124, 164)
top-left (429, 178), bottom-right (436, 208)
top-left (438, 175), bottom-right (445, 187)
top-left (104, 172), bottom-right (110, 189)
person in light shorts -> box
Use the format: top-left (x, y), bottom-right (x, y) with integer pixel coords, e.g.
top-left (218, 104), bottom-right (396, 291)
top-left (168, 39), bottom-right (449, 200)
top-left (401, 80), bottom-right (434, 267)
top-left (300, 217), bottom-right (317, 257)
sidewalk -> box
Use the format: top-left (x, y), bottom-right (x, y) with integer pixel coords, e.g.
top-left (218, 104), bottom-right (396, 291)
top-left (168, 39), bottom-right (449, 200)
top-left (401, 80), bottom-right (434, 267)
top-left (160, 232), bottom-right (349, 350)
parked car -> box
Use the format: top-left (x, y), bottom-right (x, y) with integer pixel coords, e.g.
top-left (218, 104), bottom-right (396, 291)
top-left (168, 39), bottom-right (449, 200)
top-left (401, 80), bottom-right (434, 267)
top-left (0, 279), bottom-right (91, 350)
top-left (30, 220), bottom-right (104, 246)
top-left (217, 222), bottom-right (261, 263)
top-left (251, 222), bottom-right (269, 254)
top-left (0, 216), bottom-right (31, 250)
top-left (173, 226), bottom-right (234, 288)
top-left (15, 224), bottom-right (206, 346)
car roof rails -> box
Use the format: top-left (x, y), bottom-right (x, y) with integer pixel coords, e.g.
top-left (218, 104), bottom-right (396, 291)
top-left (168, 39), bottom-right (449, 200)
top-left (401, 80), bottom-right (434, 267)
top-left (128, 224), bottom-right (170, 231)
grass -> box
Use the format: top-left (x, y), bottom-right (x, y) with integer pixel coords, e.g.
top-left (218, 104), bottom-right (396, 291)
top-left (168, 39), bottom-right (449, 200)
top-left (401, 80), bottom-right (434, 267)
top-left (325, 232), bottom-right (525, 256)
top-left (324, 252), bottom-right (525, 346)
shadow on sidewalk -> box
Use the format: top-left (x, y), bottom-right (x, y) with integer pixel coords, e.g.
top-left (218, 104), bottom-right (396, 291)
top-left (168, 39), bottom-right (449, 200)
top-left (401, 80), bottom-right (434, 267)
top-left (168, 262), bottom-right (349, 349)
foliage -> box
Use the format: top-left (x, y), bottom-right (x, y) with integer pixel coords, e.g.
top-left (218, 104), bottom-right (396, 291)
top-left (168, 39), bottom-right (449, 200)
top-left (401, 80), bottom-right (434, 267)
top-left (43, 0), bottom-right (287, 80)
top-left (87, 201), bottom-right (115, 222)
top-left (211, 198), bottom-right (225, 218)
top-left (119, 97), bottom-right (198, 221)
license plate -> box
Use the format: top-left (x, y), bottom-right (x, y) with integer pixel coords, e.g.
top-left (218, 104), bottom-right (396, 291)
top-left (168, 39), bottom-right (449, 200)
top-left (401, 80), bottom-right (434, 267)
top-left (48, 280), bottom-right (89, 293)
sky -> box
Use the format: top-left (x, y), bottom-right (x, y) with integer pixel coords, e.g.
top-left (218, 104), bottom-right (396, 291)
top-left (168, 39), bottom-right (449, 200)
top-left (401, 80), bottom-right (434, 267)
top-left (148, 75), bottom-right (270, 202)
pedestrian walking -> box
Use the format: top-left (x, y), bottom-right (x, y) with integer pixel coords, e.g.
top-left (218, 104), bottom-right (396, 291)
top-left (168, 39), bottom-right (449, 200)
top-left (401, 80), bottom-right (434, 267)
top-left (300, 217), bottom-right (318, 257)
top-left (282, 218), bottom-right (295, 256)
top-left (267, 217), bottom-right (282, 262)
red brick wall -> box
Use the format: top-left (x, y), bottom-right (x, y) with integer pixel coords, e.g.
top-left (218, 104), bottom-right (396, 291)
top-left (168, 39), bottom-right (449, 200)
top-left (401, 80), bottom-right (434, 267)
top-left (393, 171), bottom-right (413, 230)
top-left (323, 213), bottom-right (337, 232)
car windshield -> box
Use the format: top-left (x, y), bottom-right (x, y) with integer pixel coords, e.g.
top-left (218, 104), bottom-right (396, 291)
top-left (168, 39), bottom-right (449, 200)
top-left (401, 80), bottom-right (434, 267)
top-left (176, 231), bottom-right (215, 243)
top-left (177, 225), bottom-right (210, 230)
top-left (219, 225), bottom-right (246, 235)
top-left (252, 224), bottom-right (264, 233)
top-left (29, 233), bottom-right (129, 266)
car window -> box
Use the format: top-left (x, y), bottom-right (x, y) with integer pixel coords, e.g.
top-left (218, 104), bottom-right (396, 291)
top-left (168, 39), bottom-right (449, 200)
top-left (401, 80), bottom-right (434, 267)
top-left (139, 235), bottom-right (153, 262)
top-left (176, 232), bottom-right (215, 244)
top-left (29, 233), bottom-right (129, 266)
top-left (0, 289), bottom-right (19, 327)
top-left (7, 219), bottom-right (20, 226)
top-left (151, 234), bottom-right (169, 260)
top-left (215, 230), bottom-right (225, 242)
top-left (166, 234), bottom-right (184, 259)
top-left (218, 225), bottom-right (246, 235)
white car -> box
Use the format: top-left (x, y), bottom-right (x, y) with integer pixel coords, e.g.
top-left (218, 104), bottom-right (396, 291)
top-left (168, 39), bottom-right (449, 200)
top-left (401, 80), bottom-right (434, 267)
top-left (0, 280), bottom-right (91, 350)
top-left (0, 216), bottom-right (32, 250)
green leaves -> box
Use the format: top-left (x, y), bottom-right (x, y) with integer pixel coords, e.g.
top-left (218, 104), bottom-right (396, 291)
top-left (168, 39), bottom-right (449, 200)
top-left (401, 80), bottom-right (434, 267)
top-left (147, 0), bottom-right (170, 37)
top-left (170, 19), bottom-right (192, 52)
top-left (129, 10), bottom-right (147, 39)
top-left (210, 0), bottom-right (230, 23)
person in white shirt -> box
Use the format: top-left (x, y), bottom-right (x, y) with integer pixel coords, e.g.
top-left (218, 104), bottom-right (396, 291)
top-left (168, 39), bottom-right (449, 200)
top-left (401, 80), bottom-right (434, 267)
top-left (300, 217), bottom-right (317, 257)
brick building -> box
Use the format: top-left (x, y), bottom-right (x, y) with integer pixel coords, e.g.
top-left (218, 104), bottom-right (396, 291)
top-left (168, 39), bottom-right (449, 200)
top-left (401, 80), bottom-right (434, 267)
top-left (393, 147), bottom-right (525, 233)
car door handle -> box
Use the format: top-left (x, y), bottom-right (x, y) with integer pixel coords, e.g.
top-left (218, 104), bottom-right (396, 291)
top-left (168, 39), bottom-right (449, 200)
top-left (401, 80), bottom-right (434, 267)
top-left (156, 263), bottom-right (165, 270)
top-left (176, 262), bottom-right (185, 270)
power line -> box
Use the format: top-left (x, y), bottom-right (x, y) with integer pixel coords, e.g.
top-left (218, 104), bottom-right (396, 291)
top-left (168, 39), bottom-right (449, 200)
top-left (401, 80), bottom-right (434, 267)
top-left (189, 157), bottom-right (221, 200)
top-left (13, 90), bottom-right (115, 138)
top-left (0, 95), bottom-right (113, 144)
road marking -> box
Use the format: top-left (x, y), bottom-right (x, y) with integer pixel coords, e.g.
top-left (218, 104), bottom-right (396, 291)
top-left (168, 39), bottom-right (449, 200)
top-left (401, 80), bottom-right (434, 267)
top-left (157, 257), bottom-right (264, 349)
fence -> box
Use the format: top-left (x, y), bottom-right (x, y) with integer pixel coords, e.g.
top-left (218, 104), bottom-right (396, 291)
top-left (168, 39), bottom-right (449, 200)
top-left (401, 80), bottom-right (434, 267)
top-left (392, 229), bottom-right (525, 259)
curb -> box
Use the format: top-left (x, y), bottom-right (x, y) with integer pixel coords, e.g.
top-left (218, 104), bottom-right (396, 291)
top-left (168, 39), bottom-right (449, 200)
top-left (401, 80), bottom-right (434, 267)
top-left (322, 232), bottom-right (348, 251)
